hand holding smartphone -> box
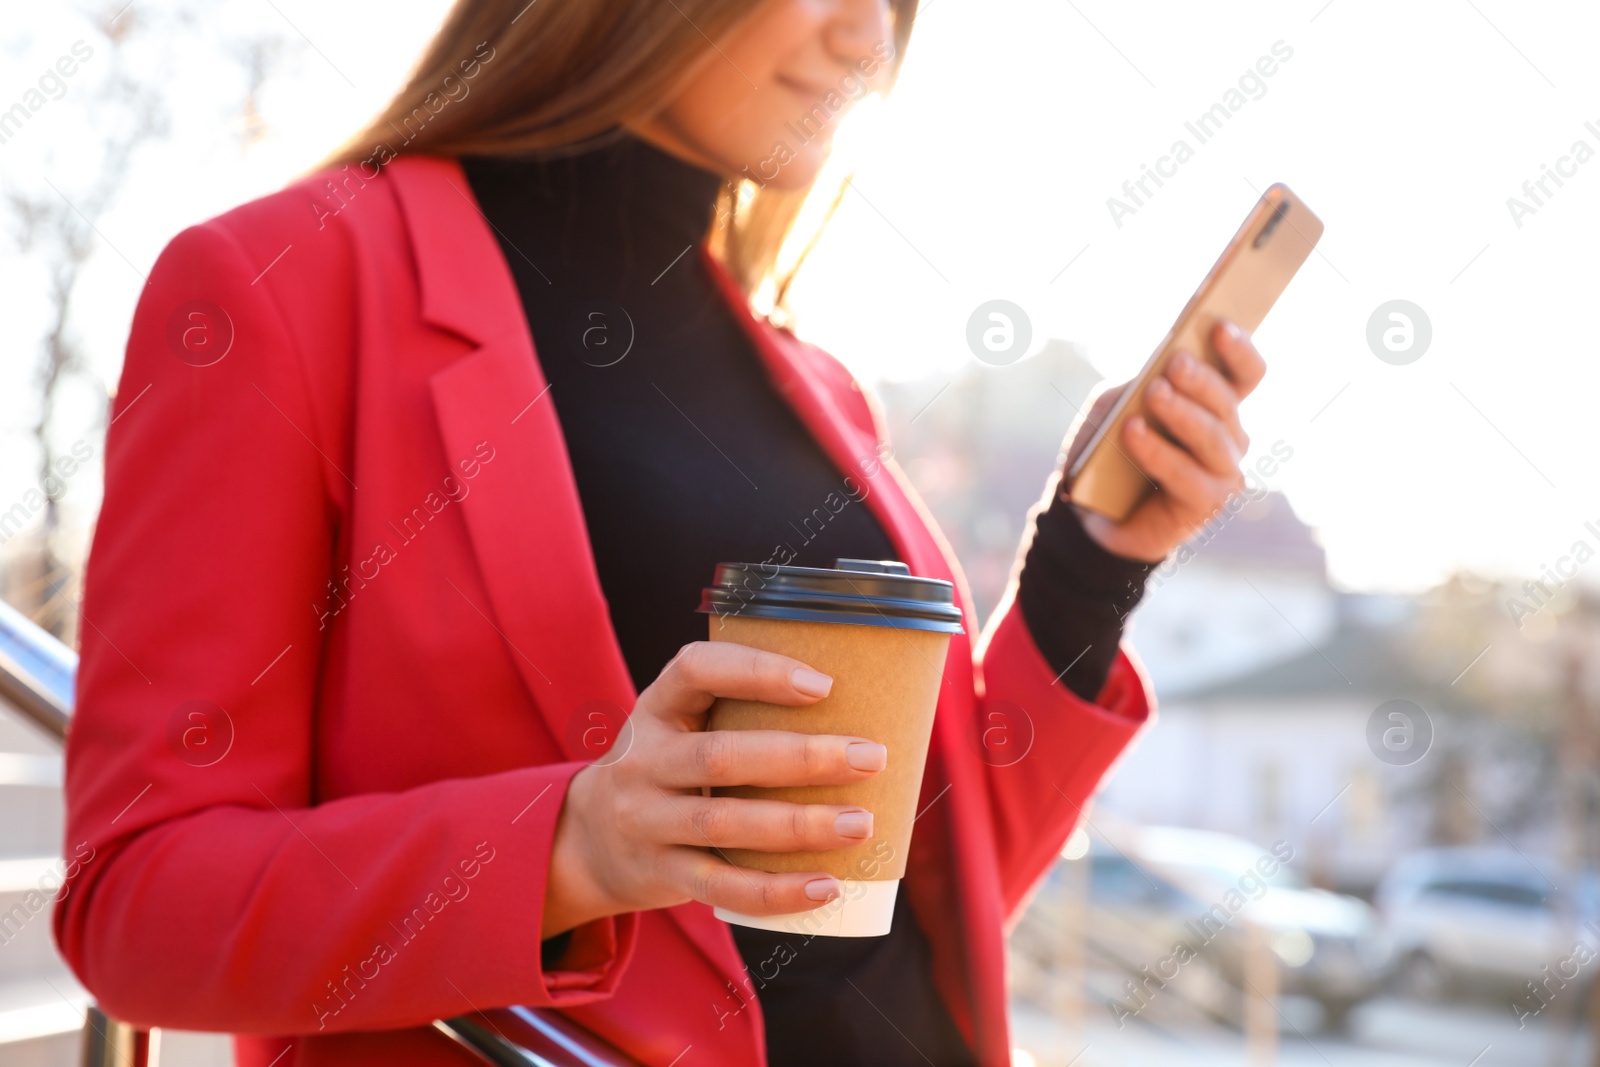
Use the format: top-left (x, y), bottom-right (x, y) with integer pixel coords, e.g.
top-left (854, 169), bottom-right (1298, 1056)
top-left (1065, 184), bottom-right (1323, 522)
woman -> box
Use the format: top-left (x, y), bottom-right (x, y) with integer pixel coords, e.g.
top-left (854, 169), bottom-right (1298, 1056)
top-left (56, 1), bottom-right (1266, 1064)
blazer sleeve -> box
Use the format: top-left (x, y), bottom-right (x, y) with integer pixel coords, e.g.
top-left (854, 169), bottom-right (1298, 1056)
top-left (796, 339), bottom-right (1153, 920)
top-left (972, 584), bottom-right (1152, 921)
top-left (53, 220), bottom-right (636, 1035)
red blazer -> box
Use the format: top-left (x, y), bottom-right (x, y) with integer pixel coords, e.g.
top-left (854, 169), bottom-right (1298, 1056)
top-left (56, 155), bottom-right (1152, 1067)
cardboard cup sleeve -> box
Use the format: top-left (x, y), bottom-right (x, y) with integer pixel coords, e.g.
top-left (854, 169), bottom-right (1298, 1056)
top-left (697, 559), bottom-right (963, 937)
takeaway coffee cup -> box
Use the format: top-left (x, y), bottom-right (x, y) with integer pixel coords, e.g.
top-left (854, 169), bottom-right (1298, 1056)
top-left (697, 558), bottom-right (963, 937)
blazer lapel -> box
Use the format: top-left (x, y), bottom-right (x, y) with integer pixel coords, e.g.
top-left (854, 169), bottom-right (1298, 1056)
top-left (428, 339), bottom-right (641, 738)
top-left (392, 156), bottom-right (745, 984)
top-left (391, 155), bottom-right (636, 760)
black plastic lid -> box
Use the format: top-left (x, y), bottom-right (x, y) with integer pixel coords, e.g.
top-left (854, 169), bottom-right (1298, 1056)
top-left (699, 558), bottom-right (964, 634)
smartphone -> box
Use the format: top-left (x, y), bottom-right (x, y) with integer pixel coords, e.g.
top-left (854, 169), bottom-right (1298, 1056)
top-left (1065, 183), bottom-right (1323, 522)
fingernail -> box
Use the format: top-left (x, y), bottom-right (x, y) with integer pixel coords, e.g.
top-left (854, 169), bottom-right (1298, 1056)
top-left (1173, 350), bottom-right (1194, 373)
top-left (1224, 321), bottom-right (1243, 339)
top-left (805, 877), bottom-right (841, 902)
top-left (1127, 416), bottom-right (1147, 435)
top-left (845, 741), bottom-right (888, 771)
top-left (835, 810), bottom-right (873, 839)
top-left (791, 667), bottom-right (833, 698)
top-left (1150, 378), bottom-right (1171, 401)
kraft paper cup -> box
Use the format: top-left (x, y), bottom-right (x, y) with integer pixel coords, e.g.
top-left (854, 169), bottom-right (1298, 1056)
top-left (698, 558), bottom-right (963, 937)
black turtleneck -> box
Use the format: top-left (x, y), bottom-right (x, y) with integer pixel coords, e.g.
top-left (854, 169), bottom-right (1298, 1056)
top-left (463, 133), bottom-right (1148, 1066)
top-left (463, 138), bottom-right (903, 694)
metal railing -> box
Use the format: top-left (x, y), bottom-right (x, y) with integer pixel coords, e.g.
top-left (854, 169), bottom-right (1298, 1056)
top-left (0, 597), bottom-right (72, 741)
top-left (0, 595), bottom-right (638, 1067)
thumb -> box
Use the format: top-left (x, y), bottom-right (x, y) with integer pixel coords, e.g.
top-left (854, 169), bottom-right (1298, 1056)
top-left (1063, 382), bottom-right (1127, 470)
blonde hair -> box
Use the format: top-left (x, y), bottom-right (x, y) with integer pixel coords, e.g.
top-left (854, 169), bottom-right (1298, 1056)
top-left (322, 0), bottom-right (917, 305)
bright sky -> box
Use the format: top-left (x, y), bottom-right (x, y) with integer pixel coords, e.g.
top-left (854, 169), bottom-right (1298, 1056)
top-left (5, 0), bottom-right (1600, 595)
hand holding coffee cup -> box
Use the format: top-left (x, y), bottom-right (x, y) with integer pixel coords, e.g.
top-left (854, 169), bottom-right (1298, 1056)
top-left (542, 639), bottom-right (891, 940)
top-left (699, 558), bottom-right (963, 937)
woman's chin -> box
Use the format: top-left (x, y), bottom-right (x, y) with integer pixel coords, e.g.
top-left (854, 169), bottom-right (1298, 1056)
top-left (733, 141), bottom-right (830, 191)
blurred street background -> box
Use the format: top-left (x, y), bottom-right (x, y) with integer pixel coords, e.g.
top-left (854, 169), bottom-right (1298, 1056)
top-left (6, 1), bottom-right (1600, 1064)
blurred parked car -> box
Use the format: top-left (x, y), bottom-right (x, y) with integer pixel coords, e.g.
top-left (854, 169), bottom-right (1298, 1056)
top-left (1018, 826), bottom-right (1391, 1031)
top-left (1375, 847), bottom-right (1591, 999)
top-left (1016, 842), bottom-right (1244, 1030)
top-left (1125, 826), bottom-right (1393, 1029)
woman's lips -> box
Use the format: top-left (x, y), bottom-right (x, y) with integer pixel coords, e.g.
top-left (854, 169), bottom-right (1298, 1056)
top-left (777, 75), bottom-right (835, 110)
